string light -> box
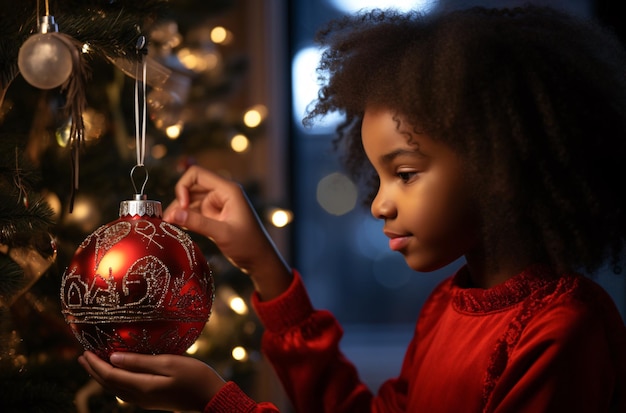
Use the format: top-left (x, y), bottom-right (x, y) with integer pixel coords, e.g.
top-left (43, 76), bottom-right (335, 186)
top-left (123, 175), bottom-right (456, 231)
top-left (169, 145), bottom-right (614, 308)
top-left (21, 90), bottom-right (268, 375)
top-left (230, 133), bottom-right (249, 152)
top-left (177, 47), bottom-right (220, 72)
top-left (210, 26), bottom-right (233, 45)
top-left (43, 191), bottom-right (62, 221)
top-left (231, 346), bottom-right (248, 361)
top-left (165, 123), bottom-right (183, 139)
top-left (186, 341), bottom-right (199, 354)
top-left (82, 108), bottom-right (106, 141)
top-left (62, 194), bottom-right (101, 232)
top-left (228, 296), bottom-right (248, 315)
top-left (268, 208), bottom-right (293, 228)
top-left (243, 104), bottom-right (267, 128)
top-left (151, 144), bottom-right (168, 159)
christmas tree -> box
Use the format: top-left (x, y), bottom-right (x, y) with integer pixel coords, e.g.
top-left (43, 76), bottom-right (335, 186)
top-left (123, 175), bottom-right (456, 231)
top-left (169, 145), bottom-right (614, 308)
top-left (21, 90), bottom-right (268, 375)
top-left (0, 1), bottom-right (267, 411)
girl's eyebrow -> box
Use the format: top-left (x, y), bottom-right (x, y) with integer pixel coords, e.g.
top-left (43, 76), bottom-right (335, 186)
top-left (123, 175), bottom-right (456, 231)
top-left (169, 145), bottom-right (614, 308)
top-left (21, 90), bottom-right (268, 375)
top-left (380, 148), bottom-right (426, 165)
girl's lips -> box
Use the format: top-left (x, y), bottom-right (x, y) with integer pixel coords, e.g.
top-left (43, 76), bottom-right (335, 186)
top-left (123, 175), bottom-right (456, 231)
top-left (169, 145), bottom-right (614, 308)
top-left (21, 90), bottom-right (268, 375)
top-left (388, 236), bottom-right (410, 251)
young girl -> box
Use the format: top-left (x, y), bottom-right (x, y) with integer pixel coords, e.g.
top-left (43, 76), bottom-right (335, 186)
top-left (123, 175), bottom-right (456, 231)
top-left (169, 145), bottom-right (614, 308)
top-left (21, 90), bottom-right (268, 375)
top-left (79, 5), bottom-right (626, 412)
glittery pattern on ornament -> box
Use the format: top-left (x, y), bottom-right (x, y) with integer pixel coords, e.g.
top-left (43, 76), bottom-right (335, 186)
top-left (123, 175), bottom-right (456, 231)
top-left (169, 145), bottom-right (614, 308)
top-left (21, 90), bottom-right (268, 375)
top-left (61, 215), bottom-right (214, 359)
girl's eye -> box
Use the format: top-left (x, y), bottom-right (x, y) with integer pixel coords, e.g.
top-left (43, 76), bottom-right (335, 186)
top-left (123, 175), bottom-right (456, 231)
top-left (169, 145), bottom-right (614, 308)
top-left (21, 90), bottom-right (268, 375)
top-left (397, 171), bottom-right (417, 183)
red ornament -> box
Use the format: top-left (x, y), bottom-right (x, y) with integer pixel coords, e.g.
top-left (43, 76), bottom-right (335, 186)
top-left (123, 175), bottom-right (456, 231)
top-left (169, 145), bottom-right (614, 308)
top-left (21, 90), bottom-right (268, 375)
top-left (60, 196), bottom-right (214, 359)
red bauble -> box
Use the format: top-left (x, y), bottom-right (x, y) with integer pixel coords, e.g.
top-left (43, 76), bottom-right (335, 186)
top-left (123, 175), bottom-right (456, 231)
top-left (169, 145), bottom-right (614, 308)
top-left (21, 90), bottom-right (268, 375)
top-left (60, 196), bottom-right (214, 359)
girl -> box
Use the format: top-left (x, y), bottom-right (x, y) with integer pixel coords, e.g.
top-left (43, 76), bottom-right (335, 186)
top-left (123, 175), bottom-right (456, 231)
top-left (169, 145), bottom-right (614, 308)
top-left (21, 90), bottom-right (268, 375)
top-left (79, 5), bottom-right (626, 412)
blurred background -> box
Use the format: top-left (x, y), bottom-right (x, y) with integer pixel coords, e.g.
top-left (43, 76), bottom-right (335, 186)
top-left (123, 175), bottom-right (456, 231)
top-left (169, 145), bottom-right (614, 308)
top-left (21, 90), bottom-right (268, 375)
top-left (0, 0), bottom-right (623, 412)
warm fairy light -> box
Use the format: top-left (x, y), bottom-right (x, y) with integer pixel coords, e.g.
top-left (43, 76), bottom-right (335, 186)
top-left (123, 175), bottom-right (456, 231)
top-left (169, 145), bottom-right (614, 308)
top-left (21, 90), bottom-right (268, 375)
top-left (243, 105), bottom-right (267, 128)
top-left (43, 191), bottom-right (62, 220)
top-left (229, 296), bottom-right (248, 315)
top-left (177, 48), bottom-right (195, 69)
top-left (63, 195), bottom-right (101, 232)
top-left (269, 208), bottom-right (293, 228)
top-left (81, 43), bottom-right (91, 54)
top-left (116, 397), bottom-right (127, 405)
top-left (151, 144), bottom-right (168, 159)
top-left (83, 108), bottom-right (107, 141)
top-left (211, 26), bottom-right (227, 43)
top-left (165, 123), bottom-right (182, 139)
top-left (230, 134), bottom-right (249, 152)
top-left (231, 346), bottom-right (248, 361)
top-left (186, 341), bottom-right (199, 354)
top-left (71, 200), bottom-right (91, 220)
top-left (243, 110), bottom-right (261, 128)
top-left (202, 52), bottom-right (220, 71)
top-left (211, 26), bottom-right (233, 44)
top-left (177, 47), bottom-right (220, 72)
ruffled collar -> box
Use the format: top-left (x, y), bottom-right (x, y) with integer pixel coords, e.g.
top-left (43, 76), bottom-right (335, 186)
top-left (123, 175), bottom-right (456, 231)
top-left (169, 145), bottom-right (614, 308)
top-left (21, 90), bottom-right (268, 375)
top-left (450, 264), bottom-right (561, 314)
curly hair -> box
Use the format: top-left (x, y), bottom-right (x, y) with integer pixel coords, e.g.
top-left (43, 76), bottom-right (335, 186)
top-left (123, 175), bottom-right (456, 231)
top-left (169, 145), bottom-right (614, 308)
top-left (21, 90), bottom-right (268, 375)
top-left (304, 5), bottom-right (626, 275)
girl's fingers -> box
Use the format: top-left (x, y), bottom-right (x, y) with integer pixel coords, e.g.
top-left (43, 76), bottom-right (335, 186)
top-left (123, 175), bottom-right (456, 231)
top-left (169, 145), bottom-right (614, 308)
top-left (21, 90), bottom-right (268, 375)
top-left (174, 166), bottom-right (222, 208)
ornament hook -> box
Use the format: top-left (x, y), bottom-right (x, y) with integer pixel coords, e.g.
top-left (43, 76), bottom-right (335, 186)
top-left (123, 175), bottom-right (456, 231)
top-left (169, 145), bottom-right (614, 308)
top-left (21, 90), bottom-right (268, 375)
top-left (130, 164), bottom-right (149, 196)
top-left (130, 34), bottom-right (149, 199)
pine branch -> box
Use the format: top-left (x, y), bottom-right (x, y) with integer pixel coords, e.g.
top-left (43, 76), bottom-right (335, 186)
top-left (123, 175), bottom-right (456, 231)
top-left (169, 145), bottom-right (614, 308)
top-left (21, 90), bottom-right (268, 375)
top-left (0, 198), bottom-right (55, 246)
top-left (56, 1), bottom-right (170, 61)
top-left (0, 257), bottom-right (26, 304)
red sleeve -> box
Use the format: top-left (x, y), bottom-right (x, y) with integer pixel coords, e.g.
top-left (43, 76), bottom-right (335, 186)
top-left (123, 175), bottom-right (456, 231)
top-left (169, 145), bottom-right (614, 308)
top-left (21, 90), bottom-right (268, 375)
top-left (204, 271), bottom-right (410, 413)
top-left (252, 271), bottom-right (404, 413)
top-left (204, 381), bottom-right (280, 413)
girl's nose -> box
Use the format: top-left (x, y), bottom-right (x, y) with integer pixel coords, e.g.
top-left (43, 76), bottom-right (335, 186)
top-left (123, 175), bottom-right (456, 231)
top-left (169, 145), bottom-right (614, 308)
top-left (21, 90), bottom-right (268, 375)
top-left (370, 187), bottom-right (396, 220)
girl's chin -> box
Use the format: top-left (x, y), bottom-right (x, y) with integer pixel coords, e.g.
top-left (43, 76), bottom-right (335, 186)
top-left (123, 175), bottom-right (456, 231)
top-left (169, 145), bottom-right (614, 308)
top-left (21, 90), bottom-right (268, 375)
top-left (403, 255), bottom-right (457, 273)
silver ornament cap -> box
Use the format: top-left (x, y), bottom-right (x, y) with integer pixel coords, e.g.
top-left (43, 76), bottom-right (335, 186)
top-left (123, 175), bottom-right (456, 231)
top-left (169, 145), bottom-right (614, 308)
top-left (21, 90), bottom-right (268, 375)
top-left (39, 15), bottom-right (59, 34)
top-left (119, 194), bottom-right (162, 218)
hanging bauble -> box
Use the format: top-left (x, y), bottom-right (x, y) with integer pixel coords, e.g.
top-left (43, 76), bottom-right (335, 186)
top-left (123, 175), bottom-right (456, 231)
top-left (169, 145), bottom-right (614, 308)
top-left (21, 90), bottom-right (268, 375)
top-left (147, 88), bottom-right (185, 131)
top-left (17, 15), bottom-right (73, 90)
top-left (60, 195), bottom-right (214, 359)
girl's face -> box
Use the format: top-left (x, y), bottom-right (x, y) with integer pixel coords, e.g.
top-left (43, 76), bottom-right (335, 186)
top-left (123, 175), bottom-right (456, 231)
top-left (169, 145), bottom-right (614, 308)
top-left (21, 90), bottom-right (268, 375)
top-left (362, 108), bottom-right (478, 272)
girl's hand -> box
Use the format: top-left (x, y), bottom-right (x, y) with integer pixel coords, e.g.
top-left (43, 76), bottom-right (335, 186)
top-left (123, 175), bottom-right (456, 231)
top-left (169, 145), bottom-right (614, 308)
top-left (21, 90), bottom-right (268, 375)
top-left (78, 351), bottom-right (225, 412)
top-left (163, 165), bottom-right (292, 300)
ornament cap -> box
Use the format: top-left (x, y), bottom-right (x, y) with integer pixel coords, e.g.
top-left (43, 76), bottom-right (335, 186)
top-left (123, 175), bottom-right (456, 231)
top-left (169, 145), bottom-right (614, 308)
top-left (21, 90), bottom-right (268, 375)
top-left (119, 194), bottom-right (162, 218)
top-left (38, 15), bottom-right (59, 34)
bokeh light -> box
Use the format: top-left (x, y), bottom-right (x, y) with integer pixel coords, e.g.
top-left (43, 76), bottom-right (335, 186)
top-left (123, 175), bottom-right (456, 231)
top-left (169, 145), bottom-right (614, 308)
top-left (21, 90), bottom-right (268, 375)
top-left (151, 143), bottom-right (168, 159)
top-left (268, 208), bottom-right (293, 228)
top-left (243, 105), bottom-right (267, 128)
top-left (316, 172), bottom-right (358, 216)
top-left (186, 341), bottom-right (199, 354)
top-left (232, 346), bottom-right (248, 361)
top-left (230, 133), bottom-right (250, 152)
top-left (229, 296), bottom-right (248, 315)
top-left (211, 26), bottom-right (233, 44)
top-left (165, 123), bottom-right (183, 139)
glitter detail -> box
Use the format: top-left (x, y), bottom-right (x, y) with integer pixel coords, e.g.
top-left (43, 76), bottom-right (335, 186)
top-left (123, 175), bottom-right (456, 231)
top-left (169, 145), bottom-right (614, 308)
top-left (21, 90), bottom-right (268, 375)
top-left (93, 221), bottom-right (132, 271)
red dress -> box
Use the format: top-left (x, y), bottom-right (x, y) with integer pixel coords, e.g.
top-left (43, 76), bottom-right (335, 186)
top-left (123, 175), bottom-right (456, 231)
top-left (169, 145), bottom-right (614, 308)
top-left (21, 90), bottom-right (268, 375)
top-left (204, 265), bottom-right (626, 412)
